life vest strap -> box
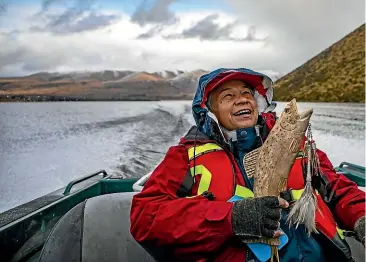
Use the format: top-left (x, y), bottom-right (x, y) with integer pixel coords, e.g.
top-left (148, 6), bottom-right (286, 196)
top-left (188, 143), bottom-right (223, 161)
top-left (235, 185), bottom-right (254, 198)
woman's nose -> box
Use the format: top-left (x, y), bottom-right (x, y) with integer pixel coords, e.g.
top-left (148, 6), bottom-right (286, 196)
top-left (235, 94), bottom-right (249, 105)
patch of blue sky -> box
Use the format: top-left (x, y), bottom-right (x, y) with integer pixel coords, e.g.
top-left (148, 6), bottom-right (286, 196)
top-left (94, 0), bottom-right (233, 14)
top-left (1, 0), bottom-right (233, 21)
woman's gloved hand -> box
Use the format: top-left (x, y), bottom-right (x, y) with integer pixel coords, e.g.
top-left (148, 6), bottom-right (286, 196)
top-left (232, 196), bottom-right (289, 241)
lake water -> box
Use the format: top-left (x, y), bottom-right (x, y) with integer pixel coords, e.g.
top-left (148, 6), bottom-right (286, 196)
top-left (0, 101), bottom-right (364, 212)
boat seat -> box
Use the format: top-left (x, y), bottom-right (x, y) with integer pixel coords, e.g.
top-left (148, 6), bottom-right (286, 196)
top-left (38, 192), bottom-right (161, 262)
top-left (37, 192), bottom-right (366, 262)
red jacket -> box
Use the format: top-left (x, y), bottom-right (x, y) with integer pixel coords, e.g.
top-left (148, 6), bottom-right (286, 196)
top-left (130, 122), bottom-right (365, 261)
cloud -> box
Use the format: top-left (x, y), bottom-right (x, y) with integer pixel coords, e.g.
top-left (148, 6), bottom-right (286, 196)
top-left (40, 0), bottom-right (63, 12)
top-left (39, 0), bottom-right (94, 13)
top-left (131, 0), bottom-right (178, 26)
top-left (41, 11), bottom-right (119, 34)
top-left (226, 0), bottom-right (365, 73)
top-left (168, 14), bottom-right (234, 40)
top-left (136, 25), bottom-right (164, 39)
top-left (136, 13), bottom-right (265, 42)
top-left (0, 0), bottom-right (364, 78)
top-left (32, 0), bottom-right (120, 35)
top-left (164, 14), bottom-right (263, 42)
top-left (0, 32), bottom-right (69, 74)
top-left (0, 46), bottom-right (30, 70)
top-left (0, 12), bottom-right (274, 77)
top-left (0, 3), bottom-right (7, 16)
top-left (0, 12), bottom-right (183, 76)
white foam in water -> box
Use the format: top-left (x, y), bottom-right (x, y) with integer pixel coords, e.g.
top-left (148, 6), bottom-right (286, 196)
top-left (313, 130), bottom-right (365, 167)
top-left (0, 101), bottom-right (364, 213)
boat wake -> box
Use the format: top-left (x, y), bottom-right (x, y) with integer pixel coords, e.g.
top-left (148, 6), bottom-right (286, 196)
top-left (113, 105), bottom-right (193, 178)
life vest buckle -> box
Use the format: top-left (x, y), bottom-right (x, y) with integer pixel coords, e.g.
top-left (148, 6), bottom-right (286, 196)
top-left (343, 230), bottom-right (357, 238)
top-left (202, 191), bottom-right (216, 201)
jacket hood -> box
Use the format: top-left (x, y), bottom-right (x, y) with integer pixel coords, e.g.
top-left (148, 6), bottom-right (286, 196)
top-left (191, 68), bottom-right (275, 139)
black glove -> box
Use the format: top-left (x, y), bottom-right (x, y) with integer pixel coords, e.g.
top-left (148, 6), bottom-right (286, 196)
top-left (354, 216), bottom-right (365, 246)
top-left (232, 196), bottom-right (286, 240)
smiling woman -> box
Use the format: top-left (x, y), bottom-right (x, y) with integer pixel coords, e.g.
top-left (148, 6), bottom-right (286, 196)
top-left (129, 68), bottom-right (366, 262)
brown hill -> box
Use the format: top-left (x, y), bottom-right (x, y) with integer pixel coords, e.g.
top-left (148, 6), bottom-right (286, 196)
top-left (119, 72), bottom-right (163, 82)
top-left (0, 70), bottom-right (207, 101)
top-left (273, 24), bottom-right (365, 102)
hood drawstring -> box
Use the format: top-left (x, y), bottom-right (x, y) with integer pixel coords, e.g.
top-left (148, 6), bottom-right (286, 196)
top-left (207, 111), bottom-right (230, 144)
top-left (255, 125), bottom-right (264, 146)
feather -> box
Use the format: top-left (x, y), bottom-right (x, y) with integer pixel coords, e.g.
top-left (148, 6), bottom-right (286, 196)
top-left (286, 135), bottom-right (318, 235)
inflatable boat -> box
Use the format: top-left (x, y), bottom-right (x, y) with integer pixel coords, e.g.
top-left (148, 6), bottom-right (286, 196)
top-left (0, 162), bottom-right (364, 262)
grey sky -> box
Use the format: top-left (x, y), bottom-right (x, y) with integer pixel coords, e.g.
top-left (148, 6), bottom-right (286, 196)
top-left (0, 0), bottom-right (364, 77)
top-left (226, 0), bottom-right (365, 73)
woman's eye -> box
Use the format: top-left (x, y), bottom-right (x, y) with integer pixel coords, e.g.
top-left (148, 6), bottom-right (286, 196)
top-left (241, 91), bottom-right (251, 96)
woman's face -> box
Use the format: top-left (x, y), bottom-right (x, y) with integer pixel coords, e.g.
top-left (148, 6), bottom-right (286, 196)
top-left (210, 80), bottom-right (258, 130)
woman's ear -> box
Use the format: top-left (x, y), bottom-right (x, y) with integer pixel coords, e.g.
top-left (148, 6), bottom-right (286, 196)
top-left (208, 91), bottom-right (219, 113)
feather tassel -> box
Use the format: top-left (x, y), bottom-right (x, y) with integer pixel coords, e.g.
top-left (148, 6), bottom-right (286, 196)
top-left (286, 124), bottom-right (318, 235)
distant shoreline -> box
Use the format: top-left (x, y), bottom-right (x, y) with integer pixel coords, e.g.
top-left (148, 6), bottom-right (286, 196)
top-left (0, 95), bottom-right (195, 102)
top-left (1, 96), bottom-right (364, 104)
